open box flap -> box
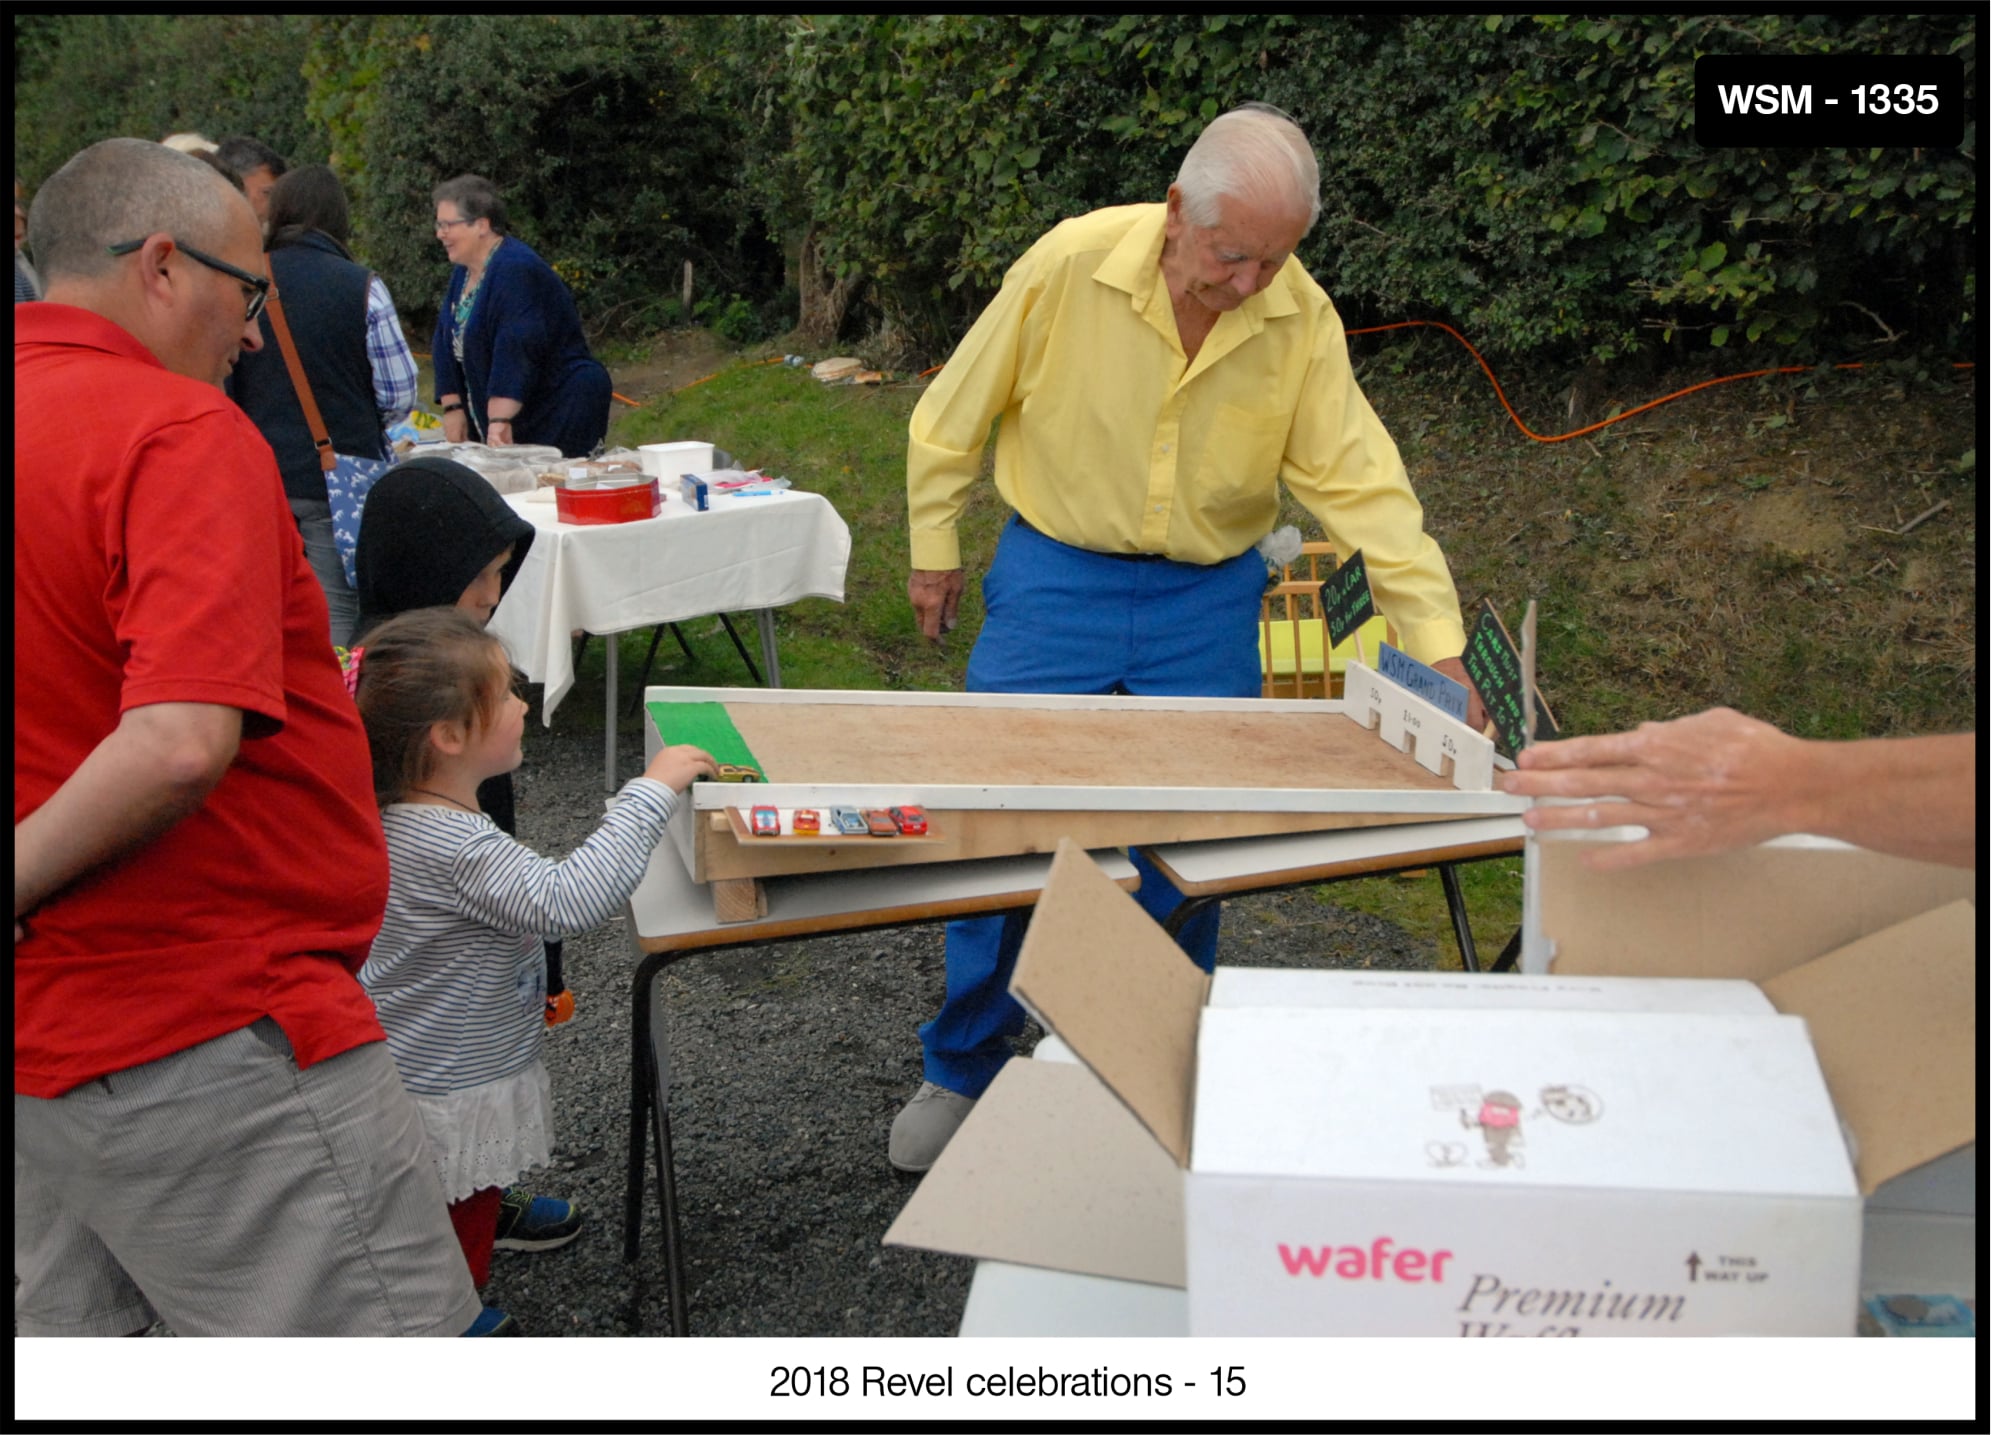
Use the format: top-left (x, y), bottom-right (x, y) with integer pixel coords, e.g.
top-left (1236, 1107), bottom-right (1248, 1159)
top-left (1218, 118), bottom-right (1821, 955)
top-left (1539, 838), bottom-right (1975, 982)
top-left (1010, 840), bottom-right (1209, 1167)
top-left (881, 1057), bottom-right (1186, 1288)
top-left (1757, 900), bottom-right (1975, 1196)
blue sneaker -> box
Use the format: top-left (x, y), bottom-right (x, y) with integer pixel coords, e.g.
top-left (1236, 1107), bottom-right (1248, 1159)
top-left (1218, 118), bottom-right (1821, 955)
top-left (494, 1187), bottom-right (584, 1252)
top-left (462, 1306), bottom-right (521, 1336)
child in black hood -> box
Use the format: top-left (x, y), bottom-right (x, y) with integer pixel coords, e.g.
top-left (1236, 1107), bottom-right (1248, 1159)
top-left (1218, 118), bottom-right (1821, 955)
top-left (355, 457), bottom-right (536, 832)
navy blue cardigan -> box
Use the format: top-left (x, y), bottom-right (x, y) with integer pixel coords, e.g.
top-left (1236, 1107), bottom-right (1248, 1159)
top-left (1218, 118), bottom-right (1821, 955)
top-left (431, 235), bottom-right (612, 457)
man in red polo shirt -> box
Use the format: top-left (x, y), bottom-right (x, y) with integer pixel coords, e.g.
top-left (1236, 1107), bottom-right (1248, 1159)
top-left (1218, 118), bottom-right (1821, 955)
top-left (13, 138), bottom-right (482, 1337)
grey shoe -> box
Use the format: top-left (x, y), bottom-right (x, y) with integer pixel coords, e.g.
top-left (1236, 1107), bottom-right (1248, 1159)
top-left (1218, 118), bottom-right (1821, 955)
top-left (888, 1081), bottom-right (977, 1173)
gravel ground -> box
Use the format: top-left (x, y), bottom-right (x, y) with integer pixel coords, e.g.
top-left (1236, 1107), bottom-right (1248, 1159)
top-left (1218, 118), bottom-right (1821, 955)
top-left (487, 668), bottom-right (1442, 1339)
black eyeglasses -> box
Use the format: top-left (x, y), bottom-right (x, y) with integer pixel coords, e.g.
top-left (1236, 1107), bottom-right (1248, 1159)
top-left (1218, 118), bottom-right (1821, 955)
top-left (107, 237), bottom-right (271, 323)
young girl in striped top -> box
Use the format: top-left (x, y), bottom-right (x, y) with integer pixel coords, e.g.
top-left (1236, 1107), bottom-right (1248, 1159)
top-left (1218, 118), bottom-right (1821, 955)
top-left (352, 607), bottom-right (715, 1300)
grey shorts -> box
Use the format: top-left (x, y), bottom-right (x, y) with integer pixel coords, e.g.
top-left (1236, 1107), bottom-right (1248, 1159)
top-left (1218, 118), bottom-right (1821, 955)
top-left (14, 1019), bottom-right (482, 1337)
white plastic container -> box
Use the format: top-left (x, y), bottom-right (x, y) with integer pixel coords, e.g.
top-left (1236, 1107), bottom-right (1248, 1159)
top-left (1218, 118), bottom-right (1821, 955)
top-left (639, 441), bottom-right (715, 480)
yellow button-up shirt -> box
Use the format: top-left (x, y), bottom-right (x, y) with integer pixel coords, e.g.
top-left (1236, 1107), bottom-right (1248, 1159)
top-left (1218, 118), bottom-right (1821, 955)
top-left (908, 203), bottom-right (1467, 664)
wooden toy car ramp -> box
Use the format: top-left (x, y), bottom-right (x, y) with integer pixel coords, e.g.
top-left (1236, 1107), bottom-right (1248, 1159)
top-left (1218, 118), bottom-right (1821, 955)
top-left (647, 669), bottom-right (1525, 922)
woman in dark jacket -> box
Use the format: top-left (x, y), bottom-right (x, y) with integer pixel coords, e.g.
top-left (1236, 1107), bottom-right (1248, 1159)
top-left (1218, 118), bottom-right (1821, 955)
top-left (430, 174), bottom-right (612, 458)
top-left (229, 165), bottom-right (418, 647)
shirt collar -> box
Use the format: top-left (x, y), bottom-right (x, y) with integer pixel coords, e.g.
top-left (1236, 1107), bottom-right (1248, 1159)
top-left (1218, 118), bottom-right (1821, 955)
top-left (13, 301), bottom-right (168, 371)
top-left (1092, 202), bottom-right (1306, 324)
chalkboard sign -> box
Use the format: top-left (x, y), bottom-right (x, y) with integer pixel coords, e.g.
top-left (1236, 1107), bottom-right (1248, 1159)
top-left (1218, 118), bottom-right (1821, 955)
top-left (1462, 599), bottom-right (1559, 760)
top-left (1318, 549), bottom-right (1376, 652)
top-left (1376, 642), bottom-right (1471, 723)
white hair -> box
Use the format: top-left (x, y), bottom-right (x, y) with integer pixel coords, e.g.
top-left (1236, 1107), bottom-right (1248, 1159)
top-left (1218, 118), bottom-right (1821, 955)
top-left (160, 132), bottom-right (219, 156)
top-left (1174, 106), bottom-right (1321, 232)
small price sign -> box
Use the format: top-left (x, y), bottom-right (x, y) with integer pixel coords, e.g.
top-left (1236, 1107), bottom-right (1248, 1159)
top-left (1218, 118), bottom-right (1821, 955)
top-left (1318, 549), bottom-right (1377, 652)
top-left (1462, 599), bottom-right (1558, 760)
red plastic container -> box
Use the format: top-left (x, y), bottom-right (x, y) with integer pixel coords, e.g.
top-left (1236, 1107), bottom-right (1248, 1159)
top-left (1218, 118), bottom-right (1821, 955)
top-left (555, 477), bottom-right (662, 525)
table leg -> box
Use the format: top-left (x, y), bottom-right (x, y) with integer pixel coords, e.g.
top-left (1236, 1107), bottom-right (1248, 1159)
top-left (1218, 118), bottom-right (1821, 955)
top-left (624, 950), bottom-right (654, 1264)
top-left (625, 944), bottom-right (690, 1335)
top-left (713, 614), bottom-right (766, 686)
top-left (1162, 895), bottom-right (1221, 942)
top-left (605, 630), bottom-right (619, 793)
top-left (1438, 863), bottom-right (1480, 973)
top-left (649, 1039), bottom-right (692, 1337)
top-left (755, 609), bottom-right (782, 688)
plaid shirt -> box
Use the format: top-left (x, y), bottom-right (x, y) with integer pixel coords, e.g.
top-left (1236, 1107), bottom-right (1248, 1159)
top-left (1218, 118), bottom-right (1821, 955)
top-left (365, 275), bottom-right (417, 427)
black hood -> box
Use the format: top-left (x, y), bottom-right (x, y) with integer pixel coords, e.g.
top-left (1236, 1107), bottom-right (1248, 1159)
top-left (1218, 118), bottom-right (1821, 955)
top-left (354, 456), bottom-right (536, 635)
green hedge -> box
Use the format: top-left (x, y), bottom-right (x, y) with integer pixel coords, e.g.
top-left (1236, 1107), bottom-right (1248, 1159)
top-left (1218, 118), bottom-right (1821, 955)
top-left (13, 15), bottom-right (323, 189)
top-left (16, 14), bottom-right (1977, 365)
top-left (783, 13), bottom-right (1977, 362)
top-left (312, 14), bottom-right (787, 347)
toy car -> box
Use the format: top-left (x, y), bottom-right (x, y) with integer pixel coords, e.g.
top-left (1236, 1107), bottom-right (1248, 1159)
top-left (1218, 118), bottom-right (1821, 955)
top-left (889, 804), bottom-right (928, 836)
top-left (749, 804), bottom-right (781, 836)
top-left (791, 808), bottom-right (821, 835)
top-left (831, 806), bottom-right (869, 836)
top-left (713, 763), bottom-right (762, 783)
top-left (862, 808), bottom-right (899, 837)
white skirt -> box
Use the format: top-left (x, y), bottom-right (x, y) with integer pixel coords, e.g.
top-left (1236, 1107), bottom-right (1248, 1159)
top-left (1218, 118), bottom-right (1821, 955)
top-left (409, 1061), bottom-right (555, 1202)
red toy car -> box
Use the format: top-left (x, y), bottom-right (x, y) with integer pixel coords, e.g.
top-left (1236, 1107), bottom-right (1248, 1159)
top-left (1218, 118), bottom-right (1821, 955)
top-left (889, 805), bottom-right (928, 836)
top-left (750, 805), bottom-right (781, 836)
top-left (791, 808), bottom-right (821, 835)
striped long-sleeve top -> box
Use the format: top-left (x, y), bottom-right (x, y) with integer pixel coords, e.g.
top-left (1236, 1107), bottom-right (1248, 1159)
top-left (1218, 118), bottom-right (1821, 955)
top-left (363, 778), bottom-right (677, 1096)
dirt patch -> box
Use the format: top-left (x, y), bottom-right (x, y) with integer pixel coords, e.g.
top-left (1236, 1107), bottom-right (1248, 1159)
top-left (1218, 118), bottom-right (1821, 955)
top-left (603, 327), bottom-right (743, 405)
top-left (1732, 487), bottom-right (1850, 556)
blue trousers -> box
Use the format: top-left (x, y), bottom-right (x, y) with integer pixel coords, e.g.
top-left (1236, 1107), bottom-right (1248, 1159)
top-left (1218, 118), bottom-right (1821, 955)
top-left (919, 517), bottom-right (1269, 1096)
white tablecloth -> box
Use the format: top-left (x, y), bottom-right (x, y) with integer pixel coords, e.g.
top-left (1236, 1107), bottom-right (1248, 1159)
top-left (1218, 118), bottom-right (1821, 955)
top-left (489, 488), bottom-right (851, 723)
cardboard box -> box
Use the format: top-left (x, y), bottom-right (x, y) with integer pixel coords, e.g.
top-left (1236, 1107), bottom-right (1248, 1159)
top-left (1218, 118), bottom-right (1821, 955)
top-left (1536, 836), bottom-right (1978, 1301)
top-left (885, 838), bottom-right (1976, 1336)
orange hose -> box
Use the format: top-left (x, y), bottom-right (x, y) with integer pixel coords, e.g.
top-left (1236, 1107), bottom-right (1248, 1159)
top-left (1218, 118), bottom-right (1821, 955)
top-left (1345, 320), bottom-right (1973, 443)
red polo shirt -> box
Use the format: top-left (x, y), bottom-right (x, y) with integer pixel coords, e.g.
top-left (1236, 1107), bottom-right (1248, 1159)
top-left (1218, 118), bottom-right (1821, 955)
top-left (14, 304), bottom-right (390, 1097)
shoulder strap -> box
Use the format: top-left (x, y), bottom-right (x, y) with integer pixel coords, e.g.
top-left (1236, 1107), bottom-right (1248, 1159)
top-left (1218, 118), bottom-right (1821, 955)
top-left (264, 288), bottom-right (337, 473)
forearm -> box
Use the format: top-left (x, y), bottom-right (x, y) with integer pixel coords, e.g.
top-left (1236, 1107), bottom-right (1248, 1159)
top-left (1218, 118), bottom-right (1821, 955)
top-left (1285, 348), bottom-right (1464, 663)
top-left (908, 378), bottom-right (1002, 570)
top-left (367, 277), bottom-right (418, 424)
top-left (15, 705), bottom-right (240, 920)
top-left (456, 780), bottom-right (677, 935)
top-left (1503, 710), bottom-right (1976, 869)
top-left (907, 263), bottom-right (1041, 570)
top-left (1786, 733), bottom-right (1976, 868)
top-left (907, 448), bottom-right (980, 570)
top-left (430, 316), bottom-right (460, 402)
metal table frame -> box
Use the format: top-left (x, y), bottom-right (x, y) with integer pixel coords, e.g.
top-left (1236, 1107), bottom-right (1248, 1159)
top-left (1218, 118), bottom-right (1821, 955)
top-left (619, 845), bottom-right (1144, 1335)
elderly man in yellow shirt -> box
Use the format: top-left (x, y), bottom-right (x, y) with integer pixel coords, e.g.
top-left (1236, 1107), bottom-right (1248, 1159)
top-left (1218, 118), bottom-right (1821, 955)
top-left (891, 104), bottom-right (1481, 1173)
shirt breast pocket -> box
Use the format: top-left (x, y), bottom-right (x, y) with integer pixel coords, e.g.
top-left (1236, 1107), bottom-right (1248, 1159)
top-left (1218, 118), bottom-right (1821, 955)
top-left (1194, 402), bottom-right (1294, 529)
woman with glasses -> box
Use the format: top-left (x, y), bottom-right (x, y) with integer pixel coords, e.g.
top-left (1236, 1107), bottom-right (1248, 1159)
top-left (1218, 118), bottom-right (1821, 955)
top-left (227, 165), bottom-right (418, 648)
top-left (430, 175), bottom-right (611, 458)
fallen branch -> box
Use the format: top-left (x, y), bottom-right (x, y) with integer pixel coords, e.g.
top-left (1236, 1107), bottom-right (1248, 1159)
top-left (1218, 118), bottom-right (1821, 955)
top-left (1895, 498), bottom-right (1950, 535)
top-left (1839, 299), bottom-right (1906, 346)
